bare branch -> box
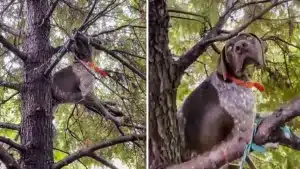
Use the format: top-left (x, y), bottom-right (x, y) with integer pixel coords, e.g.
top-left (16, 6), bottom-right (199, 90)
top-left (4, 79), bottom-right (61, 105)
top-left (44, 39), bottom-right (73, 76)
top-left (0, 92), bottom-right (19, 105)
top-left (47, 0), bottom-right (60, 18)
top-left (0, 34), bottom-right (27, 61)
top-left (82, 0), bottom-right (99, 25)
top-left (0, 22), bottom-right (25, 37)
top-left (263, 35), bottom-right (300, 50)
top-left (176, 0), bottom-right (290, 75)
top-left (233, 0), bottom-right (271, 11)
top-left (53, 134), bottom-right (145, 169)
top-left (168, 98), bottom-right (300, 169)
top-left (170, 15), bottom-right (205, 23)
top-left (0, 0), bottom-right (15, 16)
top-left (91, 24), bottom-right (140, 37)
top-left (0, 80), bottom-right (21, 91)
top-left (203, 0), bottom-right (290, 44)
top-left (0, 136), bottom-right (24, 152)
top-left (54, 148), bottom-right (89, 168)
top-left (210, 43), bottom-right (221, 54)
top-left (38, 0), bottom-right (60, 26)
top-left (0, 146), bottom-right (20, 169)
top-left (0, 122), bottom-right (20, 131)
top-left (168, 9), bottom-right (207, 19)
top-left (112, 49), bottom-right (145, 59)
top-left (88, 153), bottom-right (119, 169)
top-left (79, 0), bottom-right (118, 31)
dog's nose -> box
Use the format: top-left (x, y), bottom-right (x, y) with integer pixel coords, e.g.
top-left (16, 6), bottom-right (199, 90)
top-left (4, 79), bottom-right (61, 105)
top-left (234, 40), bottom-right (249, 54)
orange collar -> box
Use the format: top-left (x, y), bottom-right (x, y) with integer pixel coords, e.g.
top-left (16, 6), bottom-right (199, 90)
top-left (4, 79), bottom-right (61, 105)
top-left (79, 60), bottom-right (108, 77)
top-left (225, 73), bottom-right (264, 92)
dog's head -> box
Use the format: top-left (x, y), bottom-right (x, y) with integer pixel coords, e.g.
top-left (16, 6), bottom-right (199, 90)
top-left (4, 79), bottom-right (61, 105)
top-left (70, 33), bottom-right (93, 62)
top-left (217, 33), bottom-right (267, 80)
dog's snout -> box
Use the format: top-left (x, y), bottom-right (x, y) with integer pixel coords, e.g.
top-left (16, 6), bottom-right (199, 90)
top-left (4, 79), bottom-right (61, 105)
top-left (234, 40), bottom-right (249, 54)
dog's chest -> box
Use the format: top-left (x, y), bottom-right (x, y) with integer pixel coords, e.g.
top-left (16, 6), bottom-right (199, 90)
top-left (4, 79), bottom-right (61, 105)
top-left (210, 73), bottom-right (255, 124)
top-left (72, 63), bottom-right (94, 80)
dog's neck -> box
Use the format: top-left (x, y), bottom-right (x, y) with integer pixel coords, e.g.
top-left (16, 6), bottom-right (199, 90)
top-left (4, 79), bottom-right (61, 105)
top-left (217, 58), bottom-right (249, 82)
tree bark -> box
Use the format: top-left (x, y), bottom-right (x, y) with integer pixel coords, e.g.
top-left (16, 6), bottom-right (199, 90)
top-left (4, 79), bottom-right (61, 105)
top-left (149, 0), bottom-right (183, 168)
top-left (20, 1), bottom-right (53, 169)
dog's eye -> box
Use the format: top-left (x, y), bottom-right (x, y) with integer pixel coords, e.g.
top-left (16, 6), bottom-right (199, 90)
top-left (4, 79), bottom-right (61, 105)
top-left (246, 36), bottom-right (252, 40)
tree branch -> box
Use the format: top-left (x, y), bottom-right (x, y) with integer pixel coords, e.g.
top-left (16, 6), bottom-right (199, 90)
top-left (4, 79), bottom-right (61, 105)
top-left (0, 146), bottom-right (20, 169)
top-left (0, 22), bottom-right (25, 37)
top-left (88, 153), bottom-right (119, 169)
top-left (79, 0), bottom-right (118, 31)
top-left (263, 35), bottom-right (300, 50)
top-left (176, 0), bottom-right (289, 76)
top-left (0, 136), bottom-right (24, 152)
top-left (0, 92), bottom-right (19, 105)
top-left (44, 39), bottom-right (73, 76)
top-left (38, 0), bottom-right (60, 26)
top-left (91, 24), bottom-right (139, 37)
top-left (82, 0), bottom-right (99, 26)
top-left (167, 98), bottom-right (300, 169)
top-left (76, 35), bottom-right (146, 80)
top-left (0, 122), bottom-right (20, 131)
top-left (168, 9), bottom-right (207, 19)
top-left (53, 134), bottom-right (145, 169)
top-left (112, 49), bottom-right (145, 59)
top-left (0, 80), bottom-right (21, 91)
top-left (203, 0), bottom-right (290, 44)
top-left (0, 34), bottom-right (27, 61)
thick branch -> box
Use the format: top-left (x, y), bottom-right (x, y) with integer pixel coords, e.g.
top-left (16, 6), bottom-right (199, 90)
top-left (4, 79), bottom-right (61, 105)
top-left (176, 0), bottom-right (289, 75)
top-left (53, 134), bottom-right (145, 169)
top-left (0, 146), bottom-right (20, 169)
top-left (0, 136), bottom-right (24, 152)
top-left (0, 122), bottom-right (20, 131)
top-left (168, 98), bottom-right (300, 169)
top-left (0, 34), bottom-right (27, 61)
top-left (255, 99), bottom-right (300, 144)
top-left (0, 80), bottom-right (21, 91)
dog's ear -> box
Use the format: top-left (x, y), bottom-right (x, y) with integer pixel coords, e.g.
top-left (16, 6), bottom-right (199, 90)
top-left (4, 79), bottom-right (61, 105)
top-left (249, 33), bottom-right (267, 66)
top-left (261, 40), bottom-right (268, 54)
top-left (217, 47), bottom-right (228, 80)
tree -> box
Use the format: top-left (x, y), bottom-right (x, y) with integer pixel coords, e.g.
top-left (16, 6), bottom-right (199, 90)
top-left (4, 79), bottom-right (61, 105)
top-left (0, 0), bottom-right (146, 169)
top-left (149, 0), bottom-right (300, 168)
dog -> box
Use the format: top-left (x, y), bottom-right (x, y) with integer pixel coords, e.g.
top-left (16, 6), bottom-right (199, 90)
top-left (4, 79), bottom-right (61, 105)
top-left (180, 33), bottom-right (267, 158)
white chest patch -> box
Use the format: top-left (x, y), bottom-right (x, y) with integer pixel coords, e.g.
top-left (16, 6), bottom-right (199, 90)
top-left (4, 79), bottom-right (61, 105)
top-left (210, 73), bottom-right (255, 132)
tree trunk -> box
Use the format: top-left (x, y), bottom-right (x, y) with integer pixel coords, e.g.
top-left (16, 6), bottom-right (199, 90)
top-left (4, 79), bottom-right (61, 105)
top-left (149, 0), bottom-right (183, 168)
top-left (20, 1), bottom-right (53, 169)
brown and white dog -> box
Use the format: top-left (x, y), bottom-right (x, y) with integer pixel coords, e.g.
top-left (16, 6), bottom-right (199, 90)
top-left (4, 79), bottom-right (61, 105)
top-left (180, 33), bottom-right (267, 159)
top-left (52, 33), bottom-right (124, 122)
